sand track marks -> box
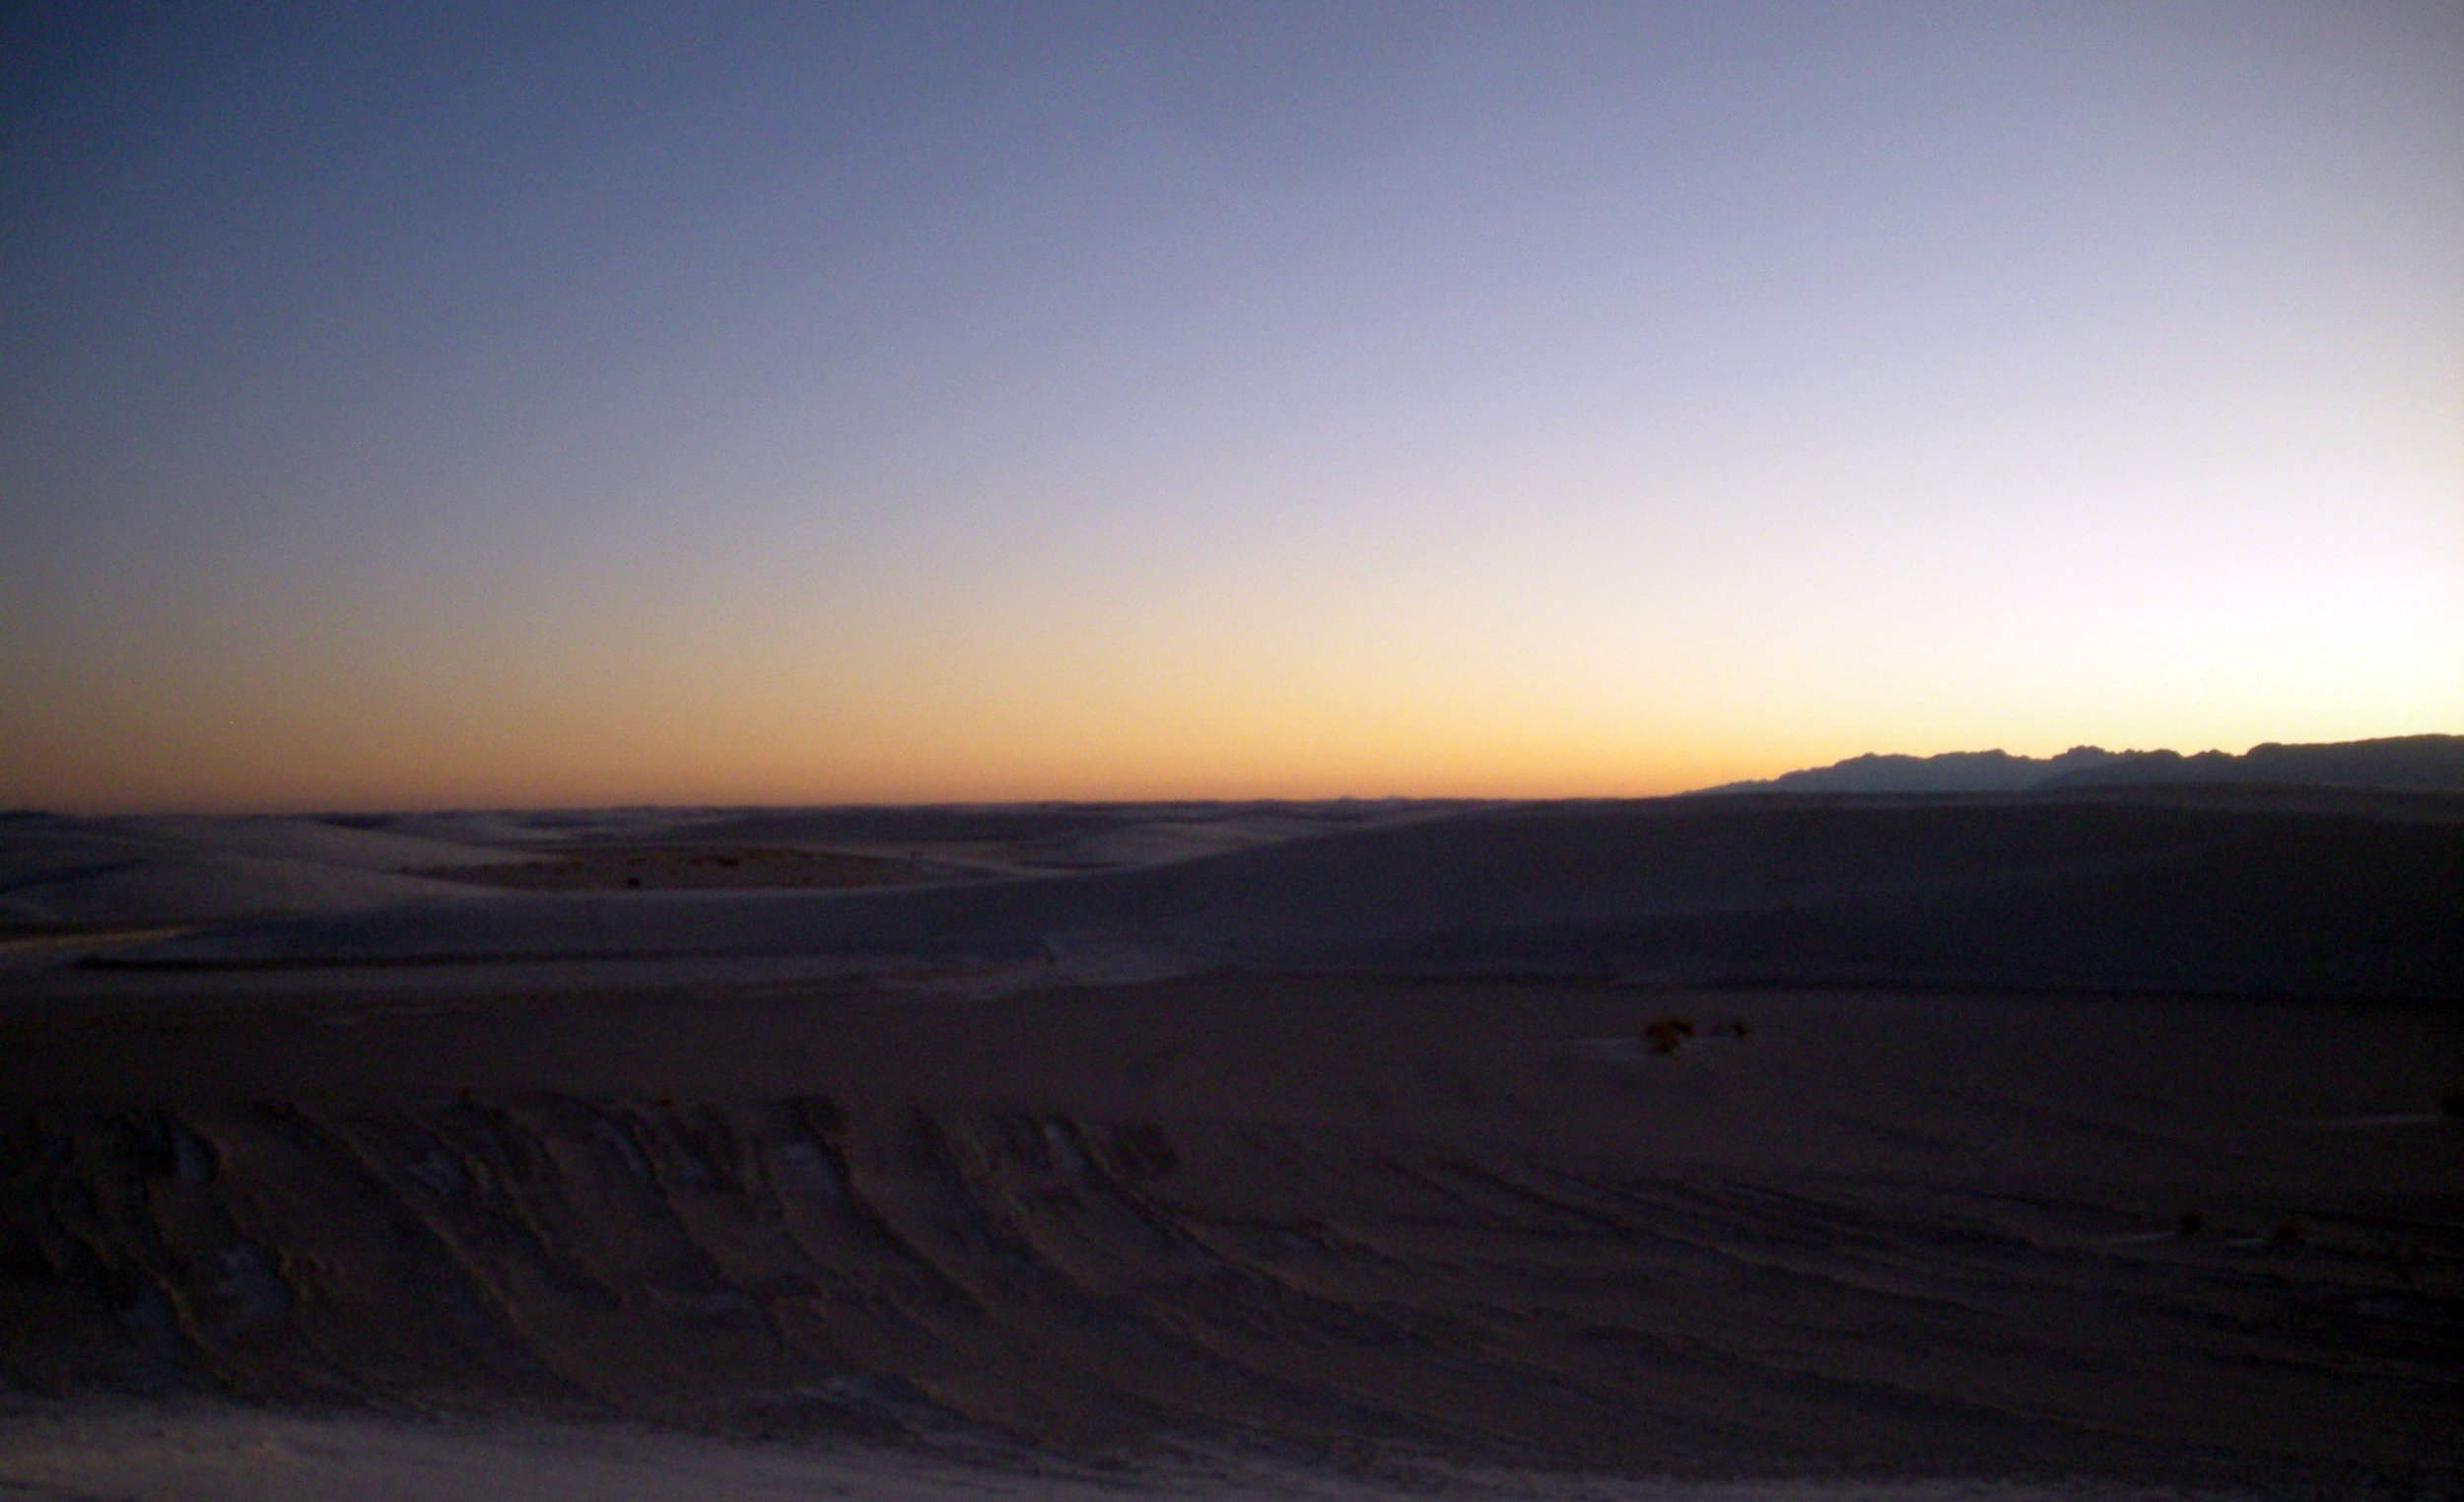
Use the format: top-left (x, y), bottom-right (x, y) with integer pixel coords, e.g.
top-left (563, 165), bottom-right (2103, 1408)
top-left (5, 1091), bottom-right (2458, 1487)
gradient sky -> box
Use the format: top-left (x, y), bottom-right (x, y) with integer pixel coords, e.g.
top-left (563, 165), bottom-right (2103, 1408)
top-left (4, 2), bottom-right (2459, 812)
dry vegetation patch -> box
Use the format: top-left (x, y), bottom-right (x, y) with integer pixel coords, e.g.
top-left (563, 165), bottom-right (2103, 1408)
top-left (414, 845), bottom-right (963, 891)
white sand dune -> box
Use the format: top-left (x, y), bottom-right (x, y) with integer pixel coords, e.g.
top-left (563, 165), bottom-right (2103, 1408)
top-left (103, 816), bottom-right (529, 872)
top-left (607, 800), bottom-right (1461, 872)
top-left (1061, 811), bottom-right (1376, 868)
top-left (0, 800), bottom-right (1453, 951)
top-left (0, 815), bottom-right (522, 934)
top-left (108, 791), bottom-right (2464, 999)
top-left (6, 790), bottom-right (2458, 1495)
top-left (309, 801), bottom-right (1448, 879)
top-left (341, 810), bottom-right (611, 848)
top-left (0, 850), bottom-right (481, 934)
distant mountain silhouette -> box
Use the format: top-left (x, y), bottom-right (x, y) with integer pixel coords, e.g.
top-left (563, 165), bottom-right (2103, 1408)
top-left (1694, 734), bottom-right (2464, 795)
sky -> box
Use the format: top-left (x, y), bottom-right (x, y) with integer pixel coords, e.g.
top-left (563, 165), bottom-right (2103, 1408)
top-left (3, 1), bottom-right (2459, 812)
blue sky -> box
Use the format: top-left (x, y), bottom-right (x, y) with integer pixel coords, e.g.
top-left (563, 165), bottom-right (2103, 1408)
top-left (5, 2), bottom-right (2459, 810)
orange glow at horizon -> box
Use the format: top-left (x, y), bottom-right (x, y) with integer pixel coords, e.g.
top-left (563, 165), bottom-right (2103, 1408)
top-left (5, 6), bottom-right (2458, 815)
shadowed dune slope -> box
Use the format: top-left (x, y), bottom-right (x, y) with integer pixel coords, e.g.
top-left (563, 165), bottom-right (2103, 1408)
top-left (110, 793), bottom-right (2464, 999)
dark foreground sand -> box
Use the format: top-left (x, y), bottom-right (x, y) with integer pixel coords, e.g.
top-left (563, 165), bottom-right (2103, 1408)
top-left (0, 1408), bottom-right (2224, 1502)
top-left (4, 971), bottom-right (2457, 1496)
top-left (3, 791), bottom-right (2458, 1498)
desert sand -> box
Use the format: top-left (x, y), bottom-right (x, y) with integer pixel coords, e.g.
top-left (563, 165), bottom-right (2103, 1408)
top-left (2, 789), bottom-right (2458, 1498)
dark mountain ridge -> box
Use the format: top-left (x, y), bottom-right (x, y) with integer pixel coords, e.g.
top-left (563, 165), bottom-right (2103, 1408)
top-left (1694, 733), bottom-right (2463, 795)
